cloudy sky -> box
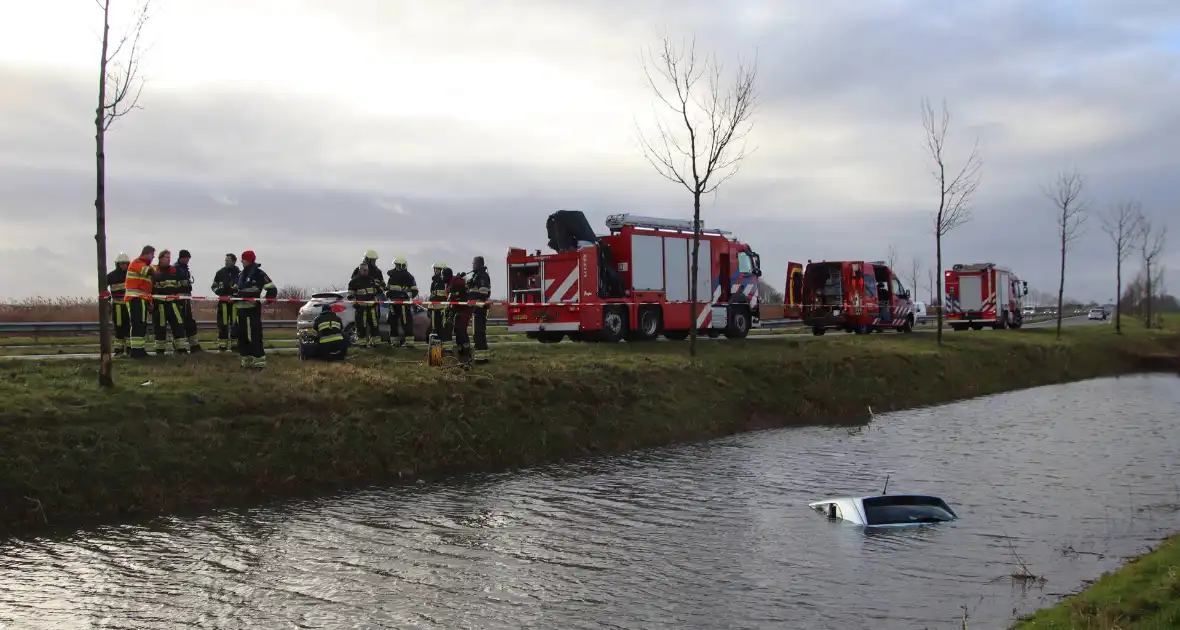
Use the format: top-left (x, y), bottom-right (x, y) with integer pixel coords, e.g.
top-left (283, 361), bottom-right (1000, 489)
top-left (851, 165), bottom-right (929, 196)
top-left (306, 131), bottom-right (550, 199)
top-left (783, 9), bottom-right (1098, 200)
top-left (1, 0), bottom-right (1177, 303)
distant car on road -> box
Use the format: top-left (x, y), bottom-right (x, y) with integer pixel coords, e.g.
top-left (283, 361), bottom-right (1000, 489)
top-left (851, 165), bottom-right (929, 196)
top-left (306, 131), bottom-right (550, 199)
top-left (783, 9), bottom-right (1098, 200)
top-left (297, 290), bottom-right (432, 344)
top-left (1087, 308), bottom-right (1109, 321)
top-left (912, 301), bottom-right (934, 324)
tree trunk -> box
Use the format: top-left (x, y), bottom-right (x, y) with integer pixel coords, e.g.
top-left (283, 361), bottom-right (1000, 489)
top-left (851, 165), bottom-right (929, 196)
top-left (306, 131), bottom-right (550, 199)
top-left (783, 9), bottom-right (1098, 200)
top-left (688, 191), bottom-right (701, 357)
top-left (935, 236), bottom-right (943, 346)
top-left (1114, 255), bottom-right (1122, 334)
top-left (95, 1), bottom-right (114, 388)
top-left (1144, 263), bottom-right (1153, 329)
top-left (1055, 226), bottom-right (1066, 340)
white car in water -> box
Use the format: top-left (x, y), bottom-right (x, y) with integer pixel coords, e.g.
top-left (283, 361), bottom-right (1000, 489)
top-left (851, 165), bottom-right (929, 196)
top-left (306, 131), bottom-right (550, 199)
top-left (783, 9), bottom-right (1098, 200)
top-left (809, 494), bottom-right (958, 528)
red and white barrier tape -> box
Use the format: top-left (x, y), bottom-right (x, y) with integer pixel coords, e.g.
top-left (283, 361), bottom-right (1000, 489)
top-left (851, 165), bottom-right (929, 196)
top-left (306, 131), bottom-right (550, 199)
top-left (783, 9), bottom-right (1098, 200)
top-left (96, 293), bottom-right (762, 308)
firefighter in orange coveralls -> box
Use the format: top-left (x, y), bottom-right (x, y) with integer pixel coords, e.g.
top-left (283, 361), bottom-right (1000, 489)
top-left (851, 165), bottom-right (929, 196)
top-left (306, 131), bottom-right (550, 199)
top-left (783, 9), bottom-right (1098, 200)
top-left (123, 246), bottom-right (155, 359)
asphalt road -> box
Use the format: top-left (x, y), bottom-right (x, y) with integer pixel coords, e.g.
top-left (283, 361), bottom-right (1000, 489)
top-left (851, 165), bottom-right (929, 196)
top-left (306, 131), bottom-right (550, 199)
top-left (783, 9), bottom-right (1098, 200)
top-left (0, 315), bottom-right (1101, 362)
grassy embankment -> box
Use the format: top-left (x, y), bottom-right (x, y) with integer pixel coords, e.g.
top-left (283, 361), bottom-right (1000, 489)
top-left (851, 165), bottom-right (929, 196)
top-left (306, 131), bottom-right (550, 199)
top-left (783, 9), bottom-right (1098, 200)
top-left (1011, 531), bottom-right (1180, 629)
top-left (0, 318), bottom-right (1175, 534)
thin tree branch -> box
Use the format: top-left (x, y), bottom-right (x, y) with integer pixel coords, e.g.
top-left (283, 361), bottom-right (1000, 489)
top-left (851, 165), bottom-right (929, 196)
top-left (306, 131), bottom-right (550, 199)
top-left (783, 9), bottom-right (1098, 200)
top-left (101, 0), bottom-right (152, 132)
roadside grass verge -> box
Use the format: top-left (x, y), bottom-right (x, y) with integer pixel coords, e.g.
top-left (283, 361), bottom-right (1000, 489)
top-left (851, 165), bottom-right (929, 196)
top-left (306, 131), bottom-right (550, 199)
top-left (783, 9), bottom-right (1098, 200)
top-left (0, 320), bottom-right (1174, 533)
top-left (1010, 532), bottom-right (1180, 629)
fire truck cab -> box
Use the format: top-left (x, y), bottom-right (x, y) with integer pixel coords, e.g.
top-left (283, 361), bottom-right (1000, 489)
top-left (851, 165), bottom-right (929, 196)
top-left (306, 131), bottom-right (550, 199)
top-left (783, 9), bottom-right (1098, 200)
top-left (944, 262), bottom-right (1027, 330)
top-left (800, 260), bottom-right (917, 335)
top-left (505, 211), bottom-right (764, 343)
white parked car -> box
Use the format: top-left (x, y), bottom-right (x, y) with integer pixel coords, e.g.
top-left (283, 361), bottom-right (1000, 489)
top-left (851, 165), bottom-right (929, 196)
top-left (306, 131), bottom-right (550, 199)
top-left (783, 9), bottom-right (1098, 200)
top-left (911, 301), bottom-right (934, 324)
top-left (296, 290), bottom-right (433, 344)
top-left (1087, 308), bottom-right (1108, 321)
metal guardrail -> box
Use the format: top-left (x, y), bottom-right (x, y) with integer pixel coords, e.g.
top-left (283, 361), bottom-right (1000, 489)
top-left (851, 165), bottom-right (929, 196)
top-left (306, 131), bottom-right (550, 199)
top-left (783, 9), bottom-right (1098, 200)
top-left (0, 318), bottom-right (800, 336)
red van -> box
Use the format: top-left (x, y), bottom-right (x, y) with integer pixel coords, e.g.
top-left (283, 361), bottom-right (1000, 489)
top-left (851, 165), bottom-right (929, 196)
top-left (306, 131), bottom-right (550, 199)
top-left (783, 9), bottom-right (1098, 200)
top-left (801, 260), bottom-right (917, 335)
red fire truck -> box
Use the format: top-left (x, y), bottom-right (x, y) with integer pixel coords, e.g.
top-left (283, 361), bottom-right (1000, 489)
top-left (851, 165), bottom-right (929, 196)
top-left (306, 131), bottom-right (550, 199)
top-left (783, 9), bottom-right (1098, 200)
top-left (799, 260), bottom-right (917, 335)
top-left (944, 262), bottom-right (1028, 330)
top-left (506, 211), bottom-right (765, 343)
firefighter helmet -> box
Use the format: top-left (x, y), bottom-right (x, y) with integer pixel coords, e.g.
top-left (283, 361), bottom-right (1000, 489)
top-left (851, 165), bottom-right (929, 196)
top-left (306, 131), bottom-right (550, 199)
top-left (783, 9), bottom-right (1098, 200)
top-left (364, 249), bottom-right (378, 260)
top-left (394, 256), bottom-right (408, 268)
top-left (432, 261), bottom-right (446, 269)
top-left (115, 252), bottom-right (130, 264)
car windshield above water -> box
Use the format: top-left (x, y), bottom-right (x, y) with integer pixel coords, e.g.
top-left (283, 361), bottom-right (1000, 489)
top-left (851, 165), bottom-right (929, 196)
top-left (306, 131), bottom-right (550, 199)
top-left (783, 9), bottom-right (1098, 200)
top-left (809, 494), bottom-right (958, 527)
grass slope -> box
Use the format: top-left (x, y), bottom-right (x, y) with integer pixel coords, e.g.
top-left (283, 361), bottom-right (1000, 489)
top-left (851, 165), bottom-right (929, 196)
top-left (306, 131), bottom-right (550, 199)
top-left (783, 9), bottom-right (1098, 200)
top-left (0, 322), bottom-right (1174, 533)
top-left (1011, 532), bottom-right (1180, 630)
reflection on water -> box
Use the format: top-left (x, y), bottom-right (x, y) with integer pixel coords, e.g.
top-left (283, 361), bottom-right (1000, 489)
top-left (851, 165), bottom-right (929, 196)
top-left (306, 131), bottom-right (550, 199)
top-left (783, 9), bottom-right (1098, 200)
top-left (1, 374), bottom-right (1179, 629)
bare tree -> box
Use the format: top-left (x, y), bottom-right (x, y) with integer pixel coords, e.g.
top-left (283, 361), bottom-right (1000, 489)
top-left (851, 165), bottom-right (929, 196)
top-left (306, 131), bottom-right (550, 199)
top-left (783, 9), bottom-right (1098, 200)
top-left (95, 0), bottom-right (151, 388)
top-left (922, 97), bottom-right (982, 346)
top-left (1138, 216), bottom-right (1167, 328)
top-left (907, 256), bottom-right (922, 302)
top-left (638, 34), bottom-right (758, 356)
top-left (1043, 169), bottom-right (1089, 340)
top-left (1099, 201), bottom-right (1144, 334)
top-left (885, 244), bottom-right (898, 271)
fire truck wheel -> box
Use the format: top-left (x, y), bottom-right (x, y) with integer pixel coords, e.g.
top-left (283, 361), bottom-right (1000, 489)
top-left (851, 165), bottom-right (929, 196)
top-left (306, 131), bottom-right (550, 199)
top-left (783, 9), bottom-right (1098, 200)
top-left (627, 306), bottom-right (661, 341)
top-left (600, 306), bottom-right (627, 343)
top-left (811, 326), bottom-right (826, 336)
top-left (970, 323), bottom-right (984, 331)
top-left (724, 306), bottom-right (750, 339)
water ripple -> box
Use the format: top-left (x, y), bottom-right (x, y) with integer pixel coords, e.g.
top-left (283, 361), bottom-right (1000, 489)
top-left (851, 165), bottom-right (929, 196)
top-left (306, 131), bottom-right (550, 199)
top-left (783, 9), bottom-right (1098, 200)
top-left (0, 374), bottom-right (1178, 629)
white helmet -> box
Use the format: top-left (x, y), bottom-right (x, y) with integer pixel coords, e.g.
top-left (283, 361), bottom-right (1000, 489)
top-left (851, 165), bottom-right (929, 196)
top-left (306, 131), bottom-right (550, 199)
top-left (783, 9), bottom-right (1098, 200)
top-left (393, 256), bottom-right (408, 267)
top-left (432, 261), bottom-right (446, 269)
top-left (364, 249), bottom-right (378, 260)
top-left (115, 252), bottom-right (130, 264)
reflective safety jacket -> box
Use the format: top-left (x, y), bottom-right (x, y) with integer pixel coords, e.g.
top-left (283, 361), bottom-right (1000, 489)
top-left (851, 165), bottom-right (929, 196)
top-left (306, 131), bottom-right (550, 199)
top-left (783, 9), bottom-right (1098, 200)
top-left (106, 266), bottom-right (128, 303)
top-left (386, 268), bottom-right (419, 301)
top-left (125, 257), bottom-right (153, 301)
top-left (211, 265), bottom-right (241, 297)
top-left (152, 265), bottom-right (184, 301)
top-left (312, 310), bottom-right (346, 344)
top-left (347, 274), bottom-right (381, 305)
top-left (175, 263), bottom-right (195, 296)
top-left (428, 275), bottom-right (448, 310)
top-left (468, 266), bottom-right (491, 305)
top-left (235, 262), bottom-right (277, 309)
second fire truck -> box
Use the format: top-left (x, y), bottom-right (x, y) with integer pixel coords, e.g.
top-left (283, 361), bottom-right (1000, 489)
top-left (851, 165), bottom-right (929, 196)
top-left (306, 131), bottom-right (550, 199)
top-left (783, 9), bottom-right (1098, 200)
top-left (943, 262), bottom-right (1028, 330)
top-left (505, 211), bottom-right (765, 343)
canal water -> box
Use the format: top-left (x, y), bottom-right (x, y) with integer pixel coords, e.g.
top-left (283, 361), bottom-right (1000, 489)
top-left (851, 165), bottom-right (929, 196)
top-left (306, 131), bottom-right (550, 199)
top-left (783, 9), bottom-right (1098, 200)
top-left (1, 373), bottom-right (1179, 629)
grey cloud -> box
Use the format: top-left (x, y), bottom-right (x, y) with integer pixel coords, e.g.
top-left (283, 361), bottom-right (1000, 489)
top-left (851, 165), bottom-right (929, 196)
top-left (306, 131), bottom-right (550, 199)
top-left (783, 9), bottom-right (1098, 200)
top-left (2, 1), bottom-right (1179, 303)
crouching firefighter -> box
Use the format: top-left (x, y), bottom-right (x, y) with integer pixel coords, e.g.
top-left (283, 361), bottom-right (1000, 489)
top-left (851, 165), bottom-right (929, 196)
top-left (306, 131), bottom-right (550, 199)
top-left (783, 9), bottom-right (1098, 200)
top-left (348, 262), bottom-right (382, 347)
top-left (386, 256), bottom-right (419, 347)
top-left (106, 252), bottom-right (131, 355)
top-left (443, 267), bottom-right (474, 365)
top-left (211, 253), bottom-right (241, 351)
top-left (427, 261), bottom-right (451, 342)
top-left (300, 305), bottom-right (349, 361)
top-left (468, 256), bottom-right (492, 363)
top-left (234, 250), bottom-right (277, 369)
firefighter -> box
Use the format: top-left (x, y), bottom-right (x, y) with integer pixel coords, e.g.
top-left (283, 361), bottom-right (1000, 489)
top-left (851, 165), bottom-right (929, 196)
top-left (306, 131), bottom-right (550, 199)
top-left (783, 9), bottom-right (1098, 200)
top-left (347, 262), bottom-right (381, 347)
top-left (151, 249), bottom-right (189, 355)
top-left (175, 249), bottom-right (203, 352)
top-left (352, 249), bottom-right (383, 280)
top-left (123, 246), bottom-right (155, 359)
top-left (443, 267), bottom-right (473, 365)
top-left (427, 261), bottom-right (451, 342)
top-left (468, 255), bottom-right (492, 363)
top-left (300, 305), bottom-right (349, 361)
top-left (385, 256), bottom-right (418, 347)
top-left (234, 249), bottom-right (277, 369)
top-left (106, 252), bottom-right (131, 355)
top-left (210, 253), bottom-right (241, 351)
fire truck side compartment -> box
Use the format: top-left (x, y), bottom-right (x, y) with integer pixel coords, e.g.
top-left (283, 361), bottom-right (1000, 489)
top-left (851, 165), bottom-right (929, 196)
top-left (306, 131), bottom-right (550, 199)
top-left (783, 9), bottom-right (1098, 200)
top-left (959, 275), bottom-right (983, 312)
